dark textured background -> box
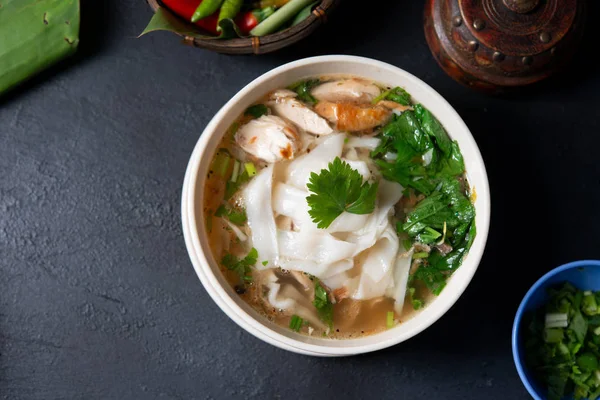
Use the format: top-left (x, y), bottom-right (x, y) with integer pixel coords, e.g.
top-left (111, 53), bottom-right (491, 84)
top-left (2, 1), bottom-right (599, 399)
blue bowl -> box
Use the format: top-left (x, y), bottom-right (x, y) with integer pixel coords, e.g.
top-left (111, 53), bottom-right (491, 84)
top-left (512, 260), bottom-right (600, 400)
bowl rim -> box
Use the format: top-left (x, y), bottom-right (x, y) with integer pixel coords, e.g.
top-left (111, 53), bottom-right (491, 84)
top-left (511, 259), bottom-right (600, 399)
top-left (181, 55), bottom-right (491, 356)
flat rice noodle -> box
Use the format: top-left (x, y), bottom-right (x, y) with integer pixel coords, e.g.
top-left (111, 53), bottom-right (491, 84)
top-left (322, 272), bottom-right (356, 291)
top-left (353, 224), bottom-right (399, 300)
top-left (344, 147), bottom-right (359, 161)
top-left (278, 229), bottom-right (356, 265)
top-left (277, 258), bottom-right (353, 280)
top-left (272, 183), bottom-right (312, 228)
top-left (387, 249), bottom-right (414, 315)
top-left (343, 159), bottom-right (370, 181)
top-left (360, 224), bottom-right (399, 283)
top-left (345, 136), bottom-right (381, 150)
top-left (344, 178), bottom-right (404, 255)
top-left (326, 212), bottom-right (370, 234)
top-left (286, 133), bottom-right (345, 189)
top-left (265, 271), bottom-right (326, 329)
top-left (242, 164), bottom-right (278, 268)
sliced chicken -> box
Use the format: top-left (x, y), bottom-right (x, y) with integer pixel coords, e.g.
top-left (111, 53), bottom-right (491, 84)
top-left (314, 102), bottom-right (392, 132)
top-left (311, 79), bottom-right (381, 104)
top-left (269, 90), bottom-right (333, 136)
top-left (234, 115), bottom-right (300, 163)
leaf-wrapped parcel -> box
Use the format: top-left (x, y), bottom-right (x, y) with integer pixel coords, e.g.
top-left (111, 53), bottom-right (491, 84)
top-left (0, 0), bottom-right (80, 95)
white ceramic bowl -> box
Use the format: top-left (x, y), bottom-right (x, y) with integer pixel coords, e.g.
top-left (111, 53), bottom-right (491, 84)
top-left (181, 55), bottom-right (491, 356)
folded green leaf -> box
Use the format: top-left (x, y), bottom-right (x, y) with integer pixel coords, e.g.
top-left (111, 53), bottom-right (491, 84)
top-left (140, 6), bottom-right (244, 40)
top-left (307, 157), bottom-right (378, 229)
top-left (0, 0), bottom-right (80, 95)
top-left (414, 104), bottom-right (453, 156)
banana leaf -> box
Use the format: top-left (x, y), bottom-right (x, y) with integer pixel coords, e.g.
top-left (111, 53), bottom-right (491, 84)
top-left (0, 0), bottom-right (80, 95)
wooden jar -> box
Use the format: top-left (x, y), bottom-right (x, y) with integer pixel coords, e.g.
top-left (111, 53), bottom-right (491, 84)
top-left (424, 0), bottom-right (586, 92)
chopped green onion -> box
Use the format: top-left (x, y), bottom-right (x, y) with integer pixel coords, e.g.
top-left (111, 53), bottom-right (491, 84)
top-left (230, 160), bottom-right (240, 183)
top-left (577, 352), bottom-right (599, 371)
top-left (545, 320), bottom-right (568, 328)
top-left (262, 260), bottom-right (268, 266)
top-left (545, 313), bottom-right (568, 328)
top-left (372, 88), bottom-right (392, 105)
top-left (386, 311), bottom-right (395, 329)
top-left (583, 292), bottom-right (599, 316)
top-left (289, 315), bottom-right (303, 332)
top-left (412, 299), bottom-right (424, 310)
top-left (213, 152), bottom-right (231, 178)
top-left (544, 328), bottom-right (564, 343)
top-left (244, 162), bottom-right (257, 177)
top-left (402, 239), bottom-right (412, 251)
top-left (412, 252), bottom-right (429, 259)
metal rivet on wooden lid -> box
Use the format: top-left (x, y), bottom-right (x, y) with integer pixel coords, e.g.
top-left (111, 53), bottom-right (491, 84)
top-left (452, 16), bottom-right (462, 27)
top-left (468, 40), bottom-right (479, 51)
top-left (493, 52), bottom-right (505, 62)
top-left (522, 56), bottom-right (533, 65)
top-left (473, 19), bottom-right (486, 31)
top-left (540, 32), bottom-right (551, 43)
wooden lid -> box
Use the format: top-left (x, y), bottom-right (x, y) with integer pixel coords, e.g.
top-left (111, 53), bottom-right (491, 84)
top-left (424, 0), bottom-right (586, 91)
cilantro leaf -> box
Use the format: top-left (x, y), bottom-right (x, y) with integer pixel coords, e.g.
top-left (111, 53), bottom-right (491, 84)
top-left (221, 248), bottom-right (258, 283)
top-left (313, 281), bottom-right (333, 329)
top-left (244, 104), bottom-right (268, 118)
top-left (306, 157), bottom-right (378, 229)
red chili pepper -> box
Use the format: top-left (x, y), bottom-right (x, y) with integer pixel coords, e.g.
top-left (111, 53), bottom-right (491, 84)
top-left (235, 7), bottom-right (275, 35)
top-left (161, 0), bottom-right (220, 35)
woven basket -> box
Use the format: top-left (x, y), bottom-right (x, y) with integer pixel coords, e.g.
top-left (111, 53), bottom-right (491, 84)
top-left (146, 0), bottom-right (341, 54)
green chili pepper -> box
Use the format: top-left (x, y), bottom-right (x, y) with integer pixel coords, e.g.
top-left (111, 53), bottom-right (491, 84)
top-left (217, 0), bottom-right (243, 31)
top-left (191, 0), bottom-right (224, 23)
top-left (291, 1), bottom-right (317, 26)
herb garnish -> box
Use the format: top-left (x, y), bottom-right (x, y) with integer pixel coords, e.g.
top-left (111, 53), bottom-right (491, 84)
top-left (288, 79), bottom-right (320, 105)
top-left (371, 97), bottom-right (475, 296)
top-left (289, 315), bottom-right (303, 332)
top-left (221, 248), bottom-right (258, 283)
top-left (313, 281), bottom-right (333, 329)
top-left (215, 205), bottom-right (247, 225)
top-left (306, 157), bottom-right (378, 229)
top-left (372, 86), bottom-right (411, 106)
top-left (525, 283), bottom-right (600, 400)
top-left (244, 104), bottom-right (268, 118)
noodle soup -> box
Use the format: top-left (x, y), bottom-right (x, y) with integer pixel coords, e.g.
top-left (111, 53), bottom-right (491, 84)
top-left (203, 76), bottom-right (475, 338)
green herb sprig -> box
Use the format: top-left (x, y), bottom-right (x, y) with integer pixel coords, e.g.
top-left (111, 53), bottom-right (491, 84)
top-left (306, 157), bottom-right (378, 229)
